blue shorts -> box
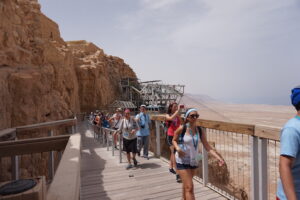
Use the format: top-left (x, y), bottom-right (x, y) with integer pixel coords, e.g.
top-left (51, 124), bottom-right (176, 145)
top-left (176, 163), bottom-right (198, 170)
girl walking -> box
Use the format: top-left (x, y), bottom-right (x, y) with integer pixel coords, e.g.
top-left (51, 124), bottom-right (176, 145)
top-left (173, 108), bottom-right (224, 200)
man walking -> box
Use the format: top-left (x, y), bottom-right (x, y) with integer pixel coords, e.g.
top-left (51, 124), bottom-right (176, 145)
top-left (135, 105), bottom-right (151, 159)
top-left (277, 86), bottom-right (300, 200)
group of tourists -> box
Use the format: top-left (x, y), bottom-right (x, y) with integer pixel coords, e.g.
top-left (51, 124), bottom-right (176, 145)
top-left (90, 105), bottom-right (151, 170)
top-left (88, 85), bottom-right (300, 200)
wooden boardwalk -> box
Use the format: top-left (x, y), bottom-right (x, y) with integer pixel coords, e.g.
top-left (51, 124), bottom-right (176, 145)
top-left (80, 125), bottom-right (226, 200)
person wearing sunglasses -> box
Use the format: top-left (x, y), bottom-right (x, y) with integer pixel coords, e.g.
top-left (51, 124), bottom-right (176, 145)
top-left (173, 108), bottom-right (224, 200)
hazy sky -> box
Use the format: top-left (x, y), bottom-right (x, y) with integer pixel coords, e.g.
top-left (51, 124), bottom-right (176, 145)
top-left (39, 0), bottom-right (300, 105)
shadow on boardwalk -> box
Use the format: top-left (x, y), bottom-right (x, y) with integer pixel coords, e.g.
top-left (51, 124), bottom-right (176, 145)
top-left (80, 123), bottom-right (110, 200)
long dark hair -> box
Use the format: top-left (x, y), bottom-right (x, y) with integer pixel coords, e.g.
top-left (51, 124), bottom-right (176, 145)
top-left (167, 102), bottom-right (177, 115)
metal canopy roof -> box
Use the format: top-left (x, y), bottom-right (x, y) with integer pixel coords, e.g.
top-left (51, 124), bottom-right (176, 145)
top-left (109, 100), bottom-right (137, 109)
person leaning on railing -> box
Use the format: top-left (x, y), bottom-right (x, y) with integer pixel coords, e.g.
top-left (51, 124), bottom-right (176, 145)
top-left (277, 86), bottom-right (300, 200)
top-left (173, 108), bottom-right (225, 200)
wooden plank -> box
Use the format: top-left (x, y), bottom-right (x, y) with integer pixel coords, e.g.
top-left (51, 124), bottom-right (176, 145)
top-left (196, 119), bottom-right (255, 135)
top-left (151, 115), bottom-right (255, 135)
top-left (0, 135), bottom-right (69, 157)
top-left (255, 125), bottom-right (281, 141)
top-left (16, 118), bottom-right (76, 132)
top-left (80, 127), bottom-right (225, 200)
top-left (47, 133), bottom-right (81, 200)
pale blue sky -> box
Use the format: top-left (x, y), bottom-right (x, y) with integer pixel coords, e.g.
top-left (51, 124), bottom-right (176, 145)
top-left (39, 0), bottom-right (300, 105)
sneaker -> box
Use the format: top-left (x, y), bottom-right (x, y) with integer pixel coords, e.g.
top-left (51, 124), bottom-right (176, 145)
top-left (133, 158), bottom-right (138, 166)
top-left (114, 146), bottom-right (119, 150)
top-left (137, 152), bottom-right (140, 157)
top-left (144, 156), bottom-right (149, 160)
top-left (126, 164), bottom-right (133, 170)
top-left (169, 168), bottom-right (176, 174)
top-left (176, 174), bottom-right (182, 183)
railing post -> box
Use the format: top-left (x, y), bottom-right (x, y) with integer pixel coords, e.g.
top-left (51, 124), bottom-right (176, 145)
top-left (155, 121), bottom-right (161, 158)
top-left (111, 131), bottom-right (115, 156)
top-left (72, 124), bottom-right (75, 134)
top-left (93, 125), bottom-right (96, 139)
top-left (202, 144), bottom-right (208, 186)
top-left (11, 131), bottom-right (19, 180)
top-left (119, 133), bottom-right (122, 163)
top-left (102, 128), bottom-right (105, 145)
top-left (106, 130), bottom-right (109, 151)
top-left (250, 136), bottom-right (259, 200)
top-left (48, 130), bottom-right (55, 180)
top-left (258, 138), bottom-right (268, 200)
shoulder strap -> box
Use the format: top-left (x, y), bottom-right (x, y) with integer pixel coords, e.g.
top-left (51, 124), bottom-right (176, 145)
top-left (179, 125), bottom-right (202, 141)
top-left (179, 124), bottom-right (187, 143)
top-left (197, 126), bottom-right (202, 139)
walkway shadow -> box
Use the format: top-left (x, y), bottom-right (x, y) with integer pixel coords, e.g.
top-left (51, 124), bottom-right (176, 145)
top-left (79, 121), bottom-right (111, 200)
top-left (135, 163), bottom-right (161, 169)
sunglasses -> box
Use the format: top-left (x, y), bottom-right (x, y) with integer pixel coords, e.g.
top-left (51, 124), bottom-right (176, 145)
top-left (189, 114), bottom-right (199, 119)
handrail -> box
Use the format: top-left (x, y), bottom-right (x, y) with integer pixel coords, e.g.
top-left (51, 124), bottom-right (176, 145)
top-left (16, 118), bottom-right (76, 132)
top-left (46, 133), bottom-right (81, 200)
top-left (151, 115), bottom-right (280, 141)
top-left (0, 135), bottom-right (70, 157)
top-left (150, 114), bottom-right (282, 200)
top-left (0, 118), bottom-right (77, 139)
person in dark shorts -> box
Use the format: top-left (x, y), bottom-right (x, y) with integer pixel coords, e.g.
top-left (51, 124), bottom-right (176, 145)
top-left (165, 102), bottom-right (182, 182)
top-left (118, 109), bottom-right (138, 169)
top-left (173, 108), bottom-right (224, 200)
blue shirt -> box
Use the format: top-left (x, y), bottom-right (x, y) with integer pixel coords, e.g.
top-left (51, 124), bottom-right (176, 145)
top-left (277, 116), bottom-right (300, 199)
top-left (135, 112), bottom-right (150, 136)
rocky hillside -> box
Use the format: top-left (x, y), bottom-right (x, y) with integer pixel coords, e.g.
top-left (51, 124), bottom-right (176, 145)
top-left (0, 0), bottom-right (137, 129)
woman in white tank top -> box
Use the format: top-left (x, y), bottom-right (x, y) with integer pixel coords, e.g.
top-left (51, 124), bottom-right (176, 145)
top-left (172, 108), bottom-right (225, 200)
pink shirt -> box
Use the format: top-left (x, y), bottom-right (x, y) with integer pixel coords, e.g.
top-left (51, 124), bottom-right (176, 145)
top-left (167, 115), bottom-right (181, 136)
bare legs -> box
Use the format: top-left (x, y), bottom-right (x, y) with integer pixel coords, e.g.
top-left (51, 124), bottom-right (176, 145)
top-left (126, 152), bottom-right (137, 165)
top-left (177, 169), bottom-right (196, 200)
top-left (169, 146), bottom-right (177, 170)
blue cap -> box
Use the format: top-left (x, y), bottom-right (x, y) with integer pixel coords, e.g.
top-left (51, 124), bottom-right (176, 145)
top-left (291, 85), bottom-right (300, 106)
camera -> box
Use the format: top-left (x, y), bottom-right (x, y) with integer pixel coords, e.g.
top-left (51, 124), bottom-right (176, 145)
top-left (180, 105), bottom-right (184, 109)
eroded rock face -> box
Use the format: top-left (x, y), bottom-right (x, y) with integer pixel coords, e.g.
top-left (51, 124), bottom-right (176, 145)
top-left (0, 0), bottom-right (137, 129)
top-left (67, 40), bottom-right (137, 112)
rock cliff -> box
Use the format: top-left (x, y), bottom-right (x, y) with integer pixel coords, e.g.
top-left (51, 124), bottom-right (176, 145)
top-left (0, 0), bottom-right (137, 129)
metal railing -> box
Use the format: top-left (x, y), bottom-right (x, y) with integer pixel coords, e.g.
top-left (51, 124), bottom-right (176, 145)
top-left (150, 115), bottom-right (281, 200)
top-left (90, 123), bottom-right (124, 163)
top-left (0, 118), bottom-right (77, 182)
